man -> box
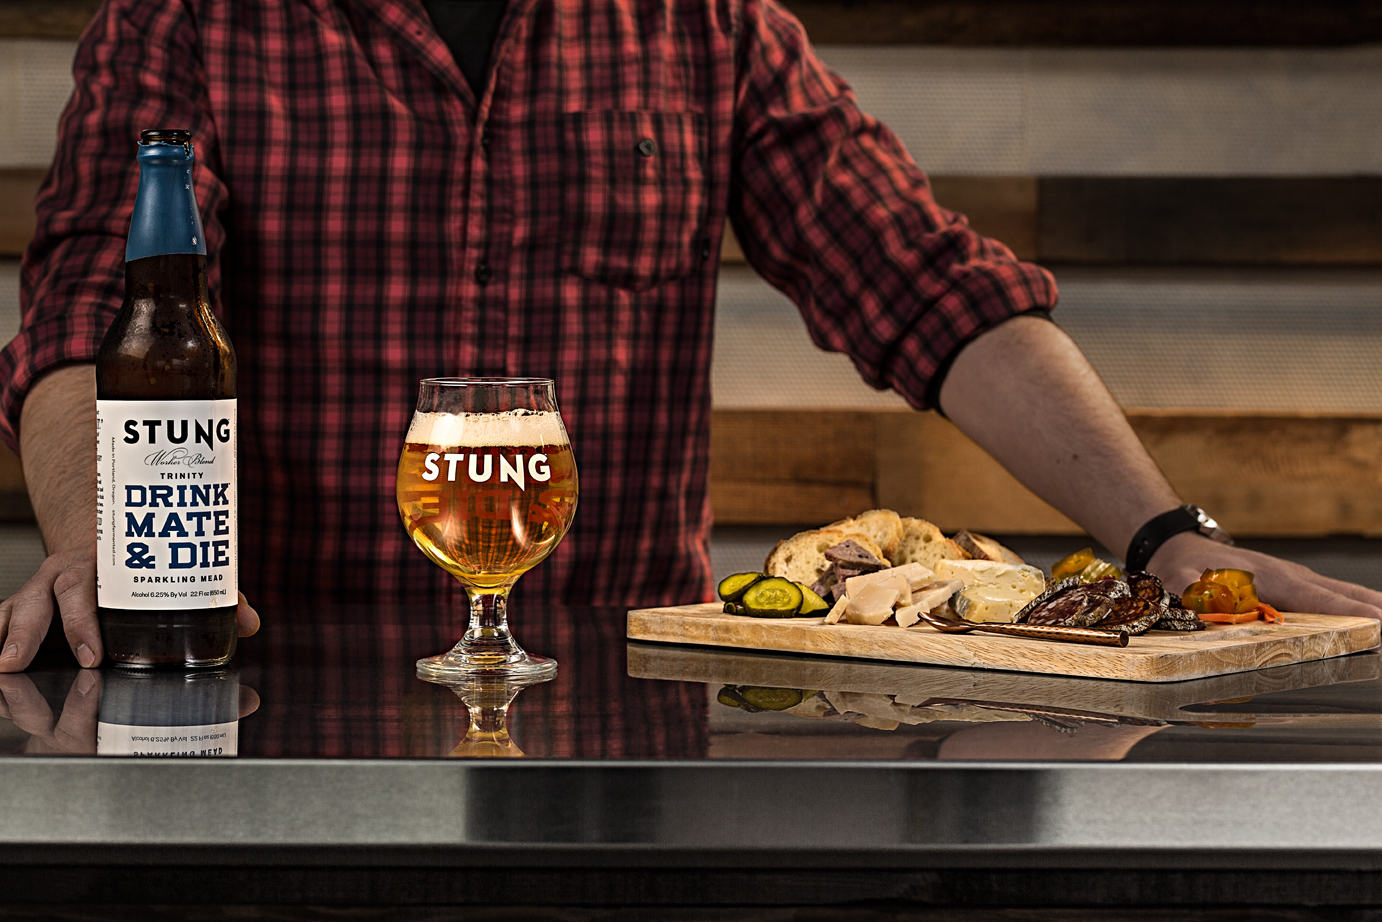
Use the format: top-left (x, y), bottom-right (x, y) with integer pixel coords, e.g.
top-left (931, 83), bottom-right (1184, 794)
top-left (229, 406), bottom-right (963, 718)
top-left (2, 0), bottom-right (1379, 672)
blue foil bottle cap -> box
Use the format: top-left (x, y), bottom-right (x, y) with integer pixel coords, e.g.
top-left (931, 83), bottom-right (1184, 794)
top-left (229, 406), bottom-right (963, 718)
top-left (124, 129), bottom-right (208, 262)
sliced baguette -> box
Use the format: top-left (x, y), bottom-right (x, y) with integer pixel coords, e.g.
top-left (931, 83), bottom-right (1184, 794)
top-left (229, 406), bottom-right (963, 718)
top-left (763, 528), bottom-right (888, 586)
top-left (827, 509), bottom-right (904, 561)
top-left (892, 517), bottom-right (969, 571)
top-left (952, 529), bottom-right (1026, 566)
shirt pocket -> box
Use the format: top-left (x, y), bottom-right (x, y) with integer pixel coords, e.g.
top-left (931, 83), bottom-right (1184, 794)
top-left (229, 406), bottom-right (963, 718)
top-left (560, 110), bottom-right (707, 292)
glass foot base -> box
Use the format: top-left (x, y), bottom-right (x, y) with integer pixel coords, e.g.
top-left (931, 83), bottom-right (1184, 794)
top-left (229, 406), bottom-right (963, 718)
top-left (416, 650), bottom-right (557, 682)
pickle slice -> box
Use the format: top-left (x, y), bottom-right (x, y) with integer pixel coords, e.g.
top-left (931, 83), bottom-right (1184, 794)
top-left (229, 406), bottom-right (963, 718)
top-left (740, 687), bottom-right (805, 710)
top-left (741, 577), bottom-right (804, 618)
top-left (718, 571), bottom-right (764, 602)
top-left (794, 581), bottom-right (830, 616)
top-left (723, 601), bottom-right (748, 616)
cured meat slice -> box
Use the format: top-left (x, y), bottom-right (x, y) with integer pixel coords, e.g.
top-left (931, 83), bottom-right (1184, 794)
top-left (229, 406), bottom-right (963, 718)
top-left (1020, 577), bottom-right (1129, 627)
top-left (1154, 616), bottom-right (1206, 631)
top-left (1093, 598), bottom-right (1164, 634)
top-left (824, 540), bottom-right (887, 572)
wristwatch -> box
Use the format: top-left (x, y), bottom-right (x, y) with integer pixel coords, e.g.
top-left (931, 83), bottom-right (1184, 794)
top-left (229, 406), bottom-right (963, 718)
top-left (1124, 504), bottom-right (1233, 573)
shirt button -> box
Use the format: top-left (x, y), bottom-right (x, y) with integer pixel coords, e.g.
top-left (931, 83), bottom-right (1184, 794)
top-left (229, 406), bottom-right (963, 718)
top-left (481, 128), bottom-right (492, 149)
top-left (636, 137), bottom-right (657, 157)
top-left (474, 261), bottom-right (492, 284)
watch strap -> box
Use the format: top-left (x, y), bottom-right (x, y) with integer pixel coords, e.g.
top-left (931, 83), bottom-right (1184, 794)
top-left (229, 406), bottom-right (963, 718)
top-left (1124, 504), bottom-right (1233, 572)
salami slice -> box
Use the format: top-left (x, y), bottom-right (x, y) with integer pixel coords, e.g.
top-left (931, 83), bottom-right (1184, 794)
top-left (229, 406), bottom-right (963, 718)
top-left (1022, 578), bottom-right (1130, 627)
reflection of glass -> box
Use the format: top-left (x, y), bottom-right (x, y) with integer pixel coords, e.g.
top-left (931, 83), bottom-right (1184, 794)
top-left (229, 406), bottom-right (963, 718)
top-left (97, 668), bottom-right (241, 757)
top-left (427, 675), bottom-right (552, 758)
top-left (398, 378), bottom-right (578, 680)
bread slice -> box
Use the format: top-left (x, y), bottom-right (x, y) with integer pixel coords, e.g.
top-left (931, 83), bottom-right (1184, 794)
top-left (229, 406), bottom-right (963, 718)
top-left (827, 509), bottom-right (904, 561)
top-left (892, 517), bottom-right (969, 571)
top-left (763, 528), bottom-right (888, 585)
top-left (952, 529), bottom-right (1026, 566)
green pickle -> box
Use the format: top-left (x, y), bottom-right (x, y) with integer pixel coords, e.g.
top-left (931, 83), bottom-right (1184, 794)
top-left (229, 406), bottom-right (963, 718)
top-left (741, 577), bottom-right (804, 617)
top-left (717, 571), bottom-right (764, 602)
top-left (794, 581), bottom-right (829, 616)
top-left (722, 601), bottom-right (748, 615)
top-left (716, 685), bottom-right (810, 712)
top-left (740, 687), bottom-right (804, 710)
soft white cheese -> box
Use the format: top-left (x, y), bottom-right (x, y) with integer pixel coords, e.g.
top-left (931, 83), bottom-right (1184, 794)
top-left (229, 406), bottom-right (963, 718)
top-left (952, 584), bottom-right (1042, 623)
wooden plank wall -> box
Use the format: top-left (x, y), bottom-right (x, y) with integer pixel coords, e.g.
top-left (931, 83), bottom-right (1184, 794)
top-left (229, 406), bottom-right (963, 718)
top-left (3, 1), bottom-right (1382, 538)
top-left (713, 410), bottom-right (1382, 537)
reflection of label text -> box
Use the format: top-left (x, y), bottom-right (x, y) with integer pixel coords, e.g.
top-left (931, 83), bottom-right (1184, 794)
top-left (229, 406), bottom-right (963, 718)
top-left (97, 720), bottom-right (238, 757)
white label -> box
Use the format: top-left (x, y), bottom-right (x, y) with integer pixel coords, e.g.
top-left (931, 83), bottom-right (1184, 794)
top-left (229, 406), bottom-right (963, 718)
top-left (97, 721), bottom-right (238, 757)
top-left (96, 399), bottom-right (237, 610)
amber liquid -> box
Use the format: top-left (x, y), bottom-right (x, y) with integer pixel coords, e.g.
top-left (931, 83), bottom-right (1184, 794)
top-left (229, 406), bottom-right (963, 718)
top-left (96, 253), bottom-right (238, 667)
top-left (396, 441), bottom-right (578, 589)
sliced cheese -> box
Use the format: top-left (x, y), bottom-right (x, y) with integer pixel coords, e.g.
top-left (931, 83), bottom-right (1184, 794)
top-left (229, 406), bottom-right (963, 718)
top-left (823, 594), bottom-right (850, 624)
top-left (845, 581), bottom-right (902, 624)
top-left (843, 568), bottom-right (912, 600)
top-left (893, 602), bottom-right (923, 628)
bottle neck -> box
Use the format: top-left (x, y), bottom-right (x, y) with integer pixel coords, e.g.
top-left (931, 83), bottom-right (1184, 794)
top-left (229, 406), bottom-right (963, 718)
top-left (124, 253), bottom-right (209, 305)
top-left (126, 143), bottom-right (207, 262)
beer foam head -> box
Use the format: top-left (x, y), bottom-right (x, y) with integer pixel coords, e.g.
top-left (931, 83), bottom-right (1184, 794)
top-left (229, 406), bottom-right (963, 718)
top-left (407, 409), bottom-right (568, 448)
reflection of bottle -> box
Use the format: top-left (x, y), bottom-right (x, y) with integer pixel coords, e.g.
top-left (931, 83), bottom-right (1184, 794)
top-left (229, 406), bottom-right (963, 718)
top-left (95, 128), bottom-right (238, 668)
top-left (97, 668), bottom-right (240, 757)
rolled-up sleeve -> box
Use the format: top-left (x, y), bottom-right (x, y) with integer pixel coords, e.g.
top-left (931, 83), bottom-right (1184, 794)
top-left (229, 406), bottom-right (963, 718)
top-left (0, 0), bottom-right (227, 453)
top-left (727, 0), bottom-right (1057, 410)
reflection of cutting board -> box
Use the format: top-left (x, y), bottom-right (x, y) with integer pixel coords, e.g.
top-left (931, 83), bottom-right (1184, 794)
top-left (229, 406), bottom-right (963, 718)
top-left (627, 642), bottom-right (1381, 722)
top-left (625, 604), bottom-right (1380, 683)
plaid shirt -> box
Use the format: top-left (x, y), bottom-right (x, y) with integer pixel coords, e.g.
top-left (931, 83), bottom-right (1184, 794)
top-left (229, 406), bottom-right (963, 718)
top-left (0, 0), bottom-right (1056, 611)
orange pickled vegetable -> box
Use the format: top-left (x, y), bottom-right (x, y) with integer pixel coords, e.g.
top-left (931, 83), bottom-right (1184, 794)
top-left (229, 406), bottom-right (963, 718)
top-left (1202, 568), bottom-right (1255, 592)
top-left (1182, 579), bottom-right (1235, 614)
top-left (1257, 602), bottom-right (1285, 624)
top-left (1052, 547), bottom-right (1096, 581)
top-left (1198, 609), bottom-right (1261, 624)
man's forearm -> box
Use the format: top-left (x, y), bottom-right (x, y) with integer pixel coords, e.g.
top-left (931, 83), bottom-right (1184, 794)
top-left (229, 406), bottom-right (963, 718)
top-left (19, 365), bottom-right (97, 557)
top-left (937, 316), bottom-right (1179, 559)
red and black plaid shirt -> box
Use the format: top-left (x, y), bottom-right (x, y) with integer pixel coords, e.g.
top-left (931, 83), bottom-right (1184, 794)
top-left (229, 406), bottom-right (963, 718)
top-left (0, 0), bottom-right (1056, 612)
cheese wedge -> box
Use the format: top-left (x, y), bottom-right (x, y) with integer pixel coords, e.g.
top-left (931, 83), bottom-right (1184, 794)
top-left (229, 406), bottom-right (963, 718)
top-left (952, 583), bottom-right (1042, 624)
top-left (934, 560), bottom-right (1046, 624)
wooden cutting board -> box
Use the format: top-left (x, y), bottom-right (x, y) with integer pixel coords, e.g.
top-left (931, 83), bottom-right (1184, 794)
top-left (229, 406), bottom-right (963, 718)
top-left (626, 603), bottom-right (1380, 683)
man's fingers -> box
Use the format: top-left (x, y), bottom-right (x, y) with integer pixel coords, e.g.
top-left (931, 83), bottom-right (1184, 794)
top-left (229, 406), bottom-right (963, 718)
top-left (0, 558), bottom-right (62, 673)
top-left (237, 593), bottom-right (260, 638)
top-left (1260, 572), bottom-right (1382, 621)
top-left (51, 556), bottom-right (100, 668)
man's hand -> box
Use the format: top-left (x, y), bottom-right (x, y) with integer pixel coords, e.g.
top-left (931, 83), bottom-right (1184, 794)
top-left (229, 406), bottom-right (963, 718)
top-left (0, 552), bottom-right (100, 670)
top-left (0, 365), bottom-right (258, 672)
top-left (1151, 531), bottom-right (1382, 621)
top-left (941, 316), bottom-right (1382, 622)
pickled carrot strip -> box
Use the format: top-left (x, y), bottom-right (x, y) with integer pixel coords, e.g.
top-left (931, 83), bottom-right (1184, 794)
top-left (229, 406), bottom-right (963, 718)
top-left (1199, 609), bottom-right (1261, 624)
top-left (1257, 602), bottom-right (1285, 624)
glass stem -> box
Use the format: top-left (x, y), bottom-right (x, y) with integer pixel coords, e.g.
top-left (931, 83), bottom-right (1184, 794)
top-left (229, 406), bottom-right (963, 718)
top-left (458, 588), bottom-right (523, 663)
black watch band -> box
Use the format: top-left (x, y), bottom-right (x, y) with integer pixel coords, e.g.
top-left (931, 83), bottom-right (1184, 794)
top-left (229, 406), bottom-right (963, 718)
top-left (1124, 504), bottom-right (1233, 572)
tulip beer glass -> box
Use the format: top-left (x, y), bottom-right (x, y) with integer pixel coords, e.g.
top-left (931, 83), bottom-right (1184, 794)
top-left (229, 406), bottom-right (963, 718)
top-left (397, 378), bottom-right (578, 679)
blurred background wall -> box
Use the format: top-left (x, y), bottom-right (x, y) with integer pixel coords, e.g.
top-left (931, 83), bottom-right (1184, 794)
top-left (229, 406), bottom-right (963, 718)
top-left (2, 0), bottom-right (1382, 593)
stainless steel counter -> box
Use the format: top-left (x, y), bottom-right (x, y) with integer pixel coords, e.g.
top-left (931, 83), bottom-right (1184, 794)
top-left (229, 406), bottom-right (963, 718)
top-left (4, 601), bottom-right (1382, 908)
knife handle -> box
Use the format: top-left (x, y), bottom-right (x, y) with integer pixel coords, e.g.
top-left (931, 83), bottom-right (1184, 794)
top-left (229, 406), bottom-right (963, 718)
top-left (978, 622), bottom-right (1130, 647)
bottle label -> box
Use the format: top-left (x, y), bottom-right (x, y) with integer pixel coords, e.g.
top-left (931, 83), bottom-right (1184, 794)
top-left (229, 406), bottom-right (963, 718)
top-left (97, 721), bottom-right (238, 757)
top-left (96, 399), bottom-right (237, 610)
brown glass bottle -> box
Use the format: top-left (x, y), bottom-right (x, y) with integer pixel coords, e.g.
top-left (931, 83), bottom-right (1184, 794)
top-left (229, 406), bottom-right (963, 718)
top-left (95, 130), bottom-right (239, 667)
